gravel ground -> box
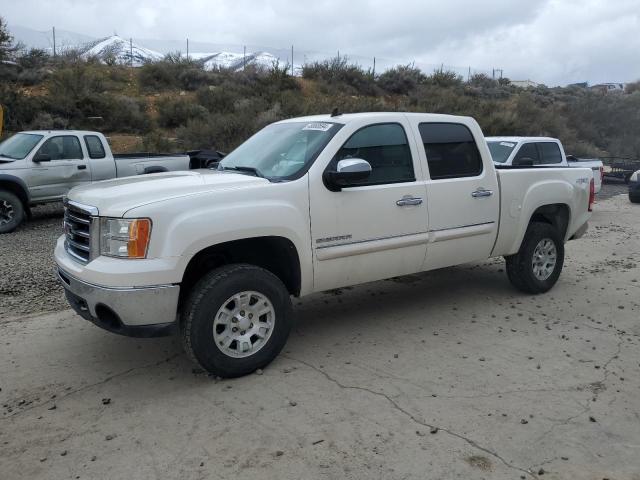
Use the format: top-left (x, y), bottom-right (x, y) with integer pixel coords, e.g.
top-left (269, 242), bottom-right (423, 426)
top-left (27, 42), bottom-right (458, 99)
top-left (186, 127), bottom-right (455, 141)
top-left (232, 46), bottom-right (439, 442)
top-left (1, 194), bottom-right (638, 480)
top-left (0, 181), bottom-right (632, 319)
top-left (0, 202), bottom-right (66, 317)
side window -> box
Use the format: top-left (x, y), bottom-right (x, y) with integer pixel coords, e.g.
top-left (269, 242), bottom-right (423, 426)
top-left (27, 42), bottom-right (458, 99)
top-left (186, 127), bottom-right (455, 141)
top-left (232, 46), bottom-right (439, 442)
top-left (538, 142), bottom-right (562, 164)
top-left (419, 123), bottom-right (483, 179)
top-left (36, 136), bottom-right (83, 160)
top-left (513, 143), bottom-right (540, 165)
top-left (331, 123), bottom-right (415, 186)
top-left (84, 135), bottom-right (106, 159)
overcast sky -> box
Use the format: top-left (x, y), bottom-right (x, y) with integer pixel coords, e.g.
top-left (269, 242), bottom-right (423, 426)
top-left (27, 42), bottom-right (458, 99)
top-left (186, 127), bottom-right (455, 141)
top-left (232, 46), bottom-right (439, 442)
top-left (2, 0), bottom-right (639, 86)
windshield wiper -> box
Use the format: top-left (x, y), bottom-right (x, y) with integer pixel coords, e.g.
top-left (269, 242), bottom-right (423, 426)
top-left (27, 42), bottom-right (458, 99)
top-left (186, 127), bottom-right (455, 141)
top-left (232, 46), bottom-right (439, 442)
top-left (220, 165), bottom-right (264, 178)
top-left (0, 154), bottom-right (18, 160)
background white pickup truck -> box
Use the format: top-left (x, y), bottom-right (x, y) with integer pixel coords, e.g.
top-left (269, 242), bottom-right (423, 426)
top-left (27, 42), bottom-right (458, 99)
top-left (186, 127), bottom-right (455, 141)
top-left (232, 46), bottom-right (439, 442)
top-left (486, 136), bottom-right (603, 193)
top-left (0, 130), bottom-right (190, 232)
top-left (55, 113), bottom-right (594, 378)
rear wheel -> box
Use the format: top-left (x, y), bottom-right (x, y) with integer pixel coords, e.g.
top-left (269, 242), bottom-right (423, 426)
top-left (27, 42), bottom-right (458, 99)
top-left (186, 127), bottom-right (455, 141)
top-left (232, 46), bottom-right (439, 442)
top-left (0, 190), bottom-right (25, 234)
top-left (505, 222), bottom-right (564, 294)
top-left (629, 193), bottom-right (640, 204)
top-left (181, 264), bottom-right (293, 378)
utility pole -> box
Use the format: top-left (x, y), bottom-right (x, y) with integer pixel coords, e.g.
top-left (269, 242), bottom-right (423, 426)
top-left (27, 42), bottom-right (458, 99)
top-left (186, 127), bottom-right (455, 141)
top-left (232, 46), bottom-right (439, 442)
top-left (186, 38), bottom-right (189, 60)
top-left (373, 57), bottom-right (376, 77)
top-left (52, 26), bottom-right (56, 57)
top-left (243, 45), bottom-right (246, 70)
top-left (291, 45), bottom-right (294, 76)
top-left (468, 66), bottom-right (471, 82)
top-left (130, 38), bottom-right (133, 67)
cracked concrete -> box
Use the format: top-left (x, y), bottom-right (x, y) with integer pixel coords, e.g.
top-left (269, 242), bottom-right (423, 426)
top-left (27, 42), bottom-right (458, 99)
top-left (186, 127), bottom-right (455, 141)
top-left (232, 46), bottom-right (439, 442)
top-left (1, 194), bottom-right (639, 479)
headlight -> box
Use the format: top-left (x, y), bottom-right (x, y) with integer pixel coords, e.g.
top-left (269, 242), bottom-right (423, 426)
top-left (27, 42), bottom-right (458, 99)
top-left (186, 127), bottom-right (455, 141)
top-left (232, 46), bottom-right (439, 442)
top-left (631, 171), bottom-right (639, 182)
top-left (100, 218), bottom-right (152, 259)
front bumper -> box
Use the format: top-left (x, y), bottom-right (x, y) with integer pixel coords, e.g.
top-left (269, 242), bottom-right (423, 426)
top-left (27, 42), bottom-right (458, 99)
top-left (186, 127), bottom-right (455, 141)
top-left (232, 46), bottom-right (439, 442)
top-left (56, 267), bottom-right (180, 338)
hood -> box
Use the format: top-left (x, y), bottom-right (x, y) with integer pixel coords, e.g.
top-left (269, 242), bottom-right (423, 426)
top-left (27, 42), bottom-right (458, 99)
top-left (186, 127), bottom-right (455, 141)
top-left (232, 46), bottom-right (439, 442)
top-left (0, 157), bottom-right (18, 165)
top-left (68, 169), bottom-right (269, 217)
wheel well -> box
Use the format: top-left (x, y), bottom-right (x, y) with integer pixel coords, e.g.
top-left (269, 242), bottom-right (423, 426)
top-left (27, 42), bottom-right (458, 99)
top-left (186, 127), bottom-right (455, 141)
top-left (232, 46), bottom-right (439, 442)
top-left (143, 166), bottom-right (168, 174)
top-left (179, 236), bottom-right (301, 306)
top-left (0, 181), bottom-right (29, 210)
top-left (529, 204), bottom-right (570, 238)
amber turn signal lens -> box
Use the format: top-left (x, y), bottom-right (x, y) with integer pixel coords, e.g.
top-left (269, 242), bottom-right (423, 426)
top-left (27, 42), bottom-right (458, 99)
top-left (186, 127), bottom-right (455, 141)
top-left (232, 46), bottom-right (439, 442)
top-left (127, 219), bottom-right (152, 258)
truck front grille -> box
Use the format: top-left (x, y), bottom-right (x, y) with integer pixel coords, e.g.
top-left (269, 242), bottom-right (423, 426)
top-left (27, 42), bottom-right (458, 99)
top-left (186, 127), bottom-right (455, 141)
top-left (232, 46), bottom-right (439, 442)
top-left (64, 203), bottom-right (95, 264)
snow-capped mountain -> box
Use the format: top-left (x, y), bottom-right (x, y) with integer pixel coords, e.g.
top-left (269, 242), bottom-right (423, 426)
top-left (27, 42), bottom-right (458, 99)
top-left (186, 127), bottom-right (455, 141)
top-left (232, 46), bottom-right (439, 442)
top-left (195, 51), bottom-right (281, 71)
top-left (79, 36), bottom-right (163, 66)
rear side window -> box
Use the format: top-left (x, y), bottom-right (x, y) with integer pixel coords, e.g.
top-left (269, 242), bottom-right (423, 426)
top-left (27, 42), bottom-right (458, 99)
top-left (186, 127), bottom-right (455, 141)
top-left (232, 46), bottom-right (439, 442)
top-left (84, 135), bottom-right (106, 159)
top-left (332, 123), bottom-right (415, 186)
top-left (419, 123), bottom-right (483, 179)
top-left (36, 136), bottom-right (83, 160)
top-left (538, 142), bottom-right (562, 164)
top-left (513, 143), bottom-right (540, 165)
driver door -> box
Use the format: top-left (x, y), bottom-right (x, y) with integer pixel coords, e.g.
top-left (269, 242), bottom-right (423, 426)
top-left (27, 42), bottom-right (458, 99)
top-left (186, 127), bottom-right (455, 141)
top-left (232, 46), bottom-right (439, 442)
top-left (28, 135), bottom-right (91, 201)
top-left (309, 120), bottom-right (429, 292)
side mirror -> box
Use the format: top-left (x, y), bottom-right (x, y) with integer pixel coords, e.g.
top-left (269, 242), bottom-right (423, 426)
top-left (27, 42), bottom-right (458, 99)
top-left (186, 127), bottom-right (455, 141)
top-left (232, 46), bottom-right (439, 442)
top-left (324, 158), bottom-right (372, 191)
top-left (33, 152), bottom-right (51, 163)
top-left (512, 157), bottom-right (534, 167)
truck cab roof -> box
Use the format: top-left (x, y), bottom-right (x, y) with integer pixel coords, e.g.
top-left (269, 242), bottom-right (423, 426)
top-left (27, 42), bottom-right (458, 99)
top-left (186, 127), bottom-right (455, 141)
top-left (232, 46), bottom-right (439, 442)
top-left (276, 112), bottom-right (476, 125)
top-left (19, 130), bottom-right (105, 136)
top-left (486, 136), bottom-right (560, 143)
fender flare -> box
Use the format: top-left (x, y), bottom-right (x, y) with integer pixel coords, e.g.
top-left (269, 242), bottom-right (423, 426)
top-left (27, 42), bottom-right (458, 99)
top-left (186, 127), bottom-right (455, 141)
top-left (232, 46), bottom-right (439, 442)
top-left (0, 173), bottom-right (31, 205)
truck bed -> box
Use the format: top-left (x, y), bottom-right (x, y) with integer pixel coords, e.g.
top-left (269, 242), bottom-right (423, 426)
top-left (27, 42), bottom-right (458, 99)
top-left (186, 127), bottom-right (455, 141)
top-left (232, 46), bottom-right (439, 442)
top-left (113, 153), bottom-right (191, 177)
top-left (492, 166), bottom-right (592, 257)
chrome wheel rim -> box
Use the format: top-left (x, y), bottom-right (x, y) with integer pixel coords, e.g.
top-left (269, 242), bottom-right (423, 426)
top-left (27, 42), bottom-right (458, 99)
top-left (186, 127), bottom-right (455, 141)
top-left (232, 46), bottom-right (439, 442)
top-left (212, 291), bottom-right (275, 358)
top-left (0, 200), bottom-right (14, 226)
top-left (532, 238), bottom-right (557, 281)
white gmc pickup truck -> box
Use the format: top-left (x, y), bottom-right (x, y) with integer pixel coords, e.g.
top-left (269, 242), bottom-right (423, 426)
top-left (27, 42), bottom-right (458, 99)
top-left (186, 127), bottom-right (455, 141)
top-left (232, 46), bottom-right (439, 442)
top-left (55, 113), bottom-right (594, 377)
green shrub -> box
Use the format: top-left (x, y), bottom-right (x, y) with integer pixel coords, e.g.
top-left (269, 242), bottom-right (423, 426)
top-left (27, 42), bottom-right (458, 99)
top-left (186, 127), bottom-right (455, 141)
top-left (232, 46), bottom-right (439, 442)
top-left (196, 85), bottom-right (238, 114)
top-left (138, 61), bottom-right (181, 91)
top-left (378, 65), bottom-right (426, 95)
top-left (179, 67), bottom-right (210, 91)
top-left (427, 69), bottom-right (463, 88)
top-left (156, 97), bottom-right (208, 128)
top-left (29, 112), bottom-right (68, 130)
top-left (303, 57), bottom-right (377, 96)
top-left (142, 131), bottom-right (177, 152)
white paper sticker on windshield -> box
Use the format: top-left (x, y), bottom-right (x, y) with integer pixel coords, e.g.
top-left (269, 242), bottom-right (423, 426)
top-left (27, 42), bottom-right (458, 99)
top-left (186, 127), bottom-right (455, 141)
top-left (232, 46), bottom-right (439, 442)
top-left (500, 142), bottom-right (516, 147)
top-left (303, 122), bottom-right (333, 132)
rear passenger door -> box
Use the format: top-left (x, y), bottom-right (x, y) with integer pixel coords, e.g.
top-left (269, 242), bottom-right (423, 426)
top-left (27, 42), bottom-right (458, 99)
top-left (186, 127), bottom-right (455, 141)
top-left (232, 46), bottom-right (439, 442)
top-left (28, 135), bottom-right (91, 201)
top-left (410, 121), bottom-right (499, 270)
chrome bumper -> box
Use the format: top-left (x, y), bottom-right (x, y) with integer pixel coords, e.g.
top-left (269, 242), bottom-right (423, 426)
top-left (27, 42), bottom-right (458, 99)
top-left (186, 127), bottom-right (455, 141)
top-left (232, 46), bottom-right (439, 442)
top-left (56, 267), bottom-right (180, 337)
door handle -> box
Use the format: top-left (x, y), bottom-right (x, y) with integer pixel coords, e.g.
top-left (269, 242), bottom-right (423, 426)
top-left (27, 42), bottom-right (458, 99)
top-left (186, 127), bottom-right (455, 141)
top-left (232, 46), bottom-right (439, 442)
top-left (471, 188), bottom-right (493, 198)
top-left (77, 165), bottom-right (87, 170)
top-left (396, 195), bottom-right (423, 206)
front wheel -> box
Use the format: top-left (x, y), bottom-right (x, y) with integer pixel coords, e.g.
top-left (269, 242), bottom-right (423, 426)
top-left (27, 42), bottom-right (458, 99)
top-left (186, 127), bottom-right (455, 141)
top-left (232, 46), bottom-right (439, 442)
top-left (181, 264), bottom-right (293, 378)
top-left (629, 194), bottom-right (640, 204)
top-left (505, 222), bottom-right (564, 294)
top-left (0, 190), bottom-right (25, 234)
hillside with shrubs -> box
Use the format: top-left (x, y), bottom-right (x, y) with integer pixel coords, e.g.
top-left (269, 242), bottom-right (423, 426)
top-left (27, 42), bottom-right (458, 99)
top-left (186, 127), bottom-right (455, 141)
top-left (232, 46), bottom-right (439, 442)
top-left (1, 19), bottom-right (639, 160)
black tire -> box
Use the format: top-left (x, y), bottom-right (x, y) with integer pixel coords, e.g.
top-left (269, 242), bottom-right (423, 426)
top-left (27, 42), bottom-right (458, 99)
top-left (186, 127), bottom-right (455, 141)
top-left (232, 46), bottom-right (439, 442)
top-left (0, 190), bottom-right (25, 234)
top-left (181, 264), bottom-right (293, 378)
top-left (629, 194), bottom-right (640, 204)
top-left (505, 222), bottom-right (564, 294)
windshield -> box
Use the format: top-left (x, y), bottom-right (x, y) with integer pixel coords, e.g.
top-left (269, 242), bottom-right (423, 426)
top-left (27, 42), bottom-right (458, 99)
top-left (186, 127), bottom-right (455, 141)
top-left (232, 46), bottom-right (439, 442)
top-left (487, 140), bottom-right (517, 163)
top-left (0, 133), bottom-right (44, 160)
top-left (219, 121), bottom-right (341, 180)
